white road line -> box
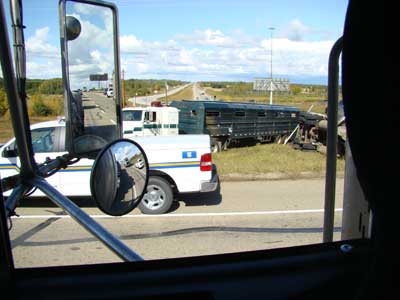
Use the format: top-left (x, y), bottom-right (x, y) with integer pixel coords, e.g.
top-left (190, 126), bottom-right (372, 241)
top-left (11, 208), bottom-right (343, 219)
top-left (110, 119), bottom-right (116, 125)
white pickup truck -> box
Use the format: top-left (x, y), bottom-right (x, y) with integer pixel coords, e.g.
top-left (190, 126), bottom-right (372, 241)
top-left (0, 119), bottom-right (219, 214)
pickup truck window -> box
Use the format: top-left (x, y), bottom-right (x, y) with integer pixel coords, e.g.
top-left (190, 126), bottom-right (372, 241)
top-left (4, 127), bottom-right (59, 155)
top-left (31, 127), bottom-right (57, 153)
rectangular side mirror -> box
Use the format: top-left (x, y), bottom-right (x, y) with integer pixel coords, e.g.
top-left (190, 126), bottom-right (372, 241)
top-left (2, 149), bottom-right (18, 158)
top-left (59, 0), bottom-right (122, 158)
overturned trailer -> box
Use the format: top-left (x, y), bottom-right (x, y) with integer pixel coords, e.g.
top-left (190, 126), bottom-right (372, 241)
top-left (170, 100), bottom-right (300, 152)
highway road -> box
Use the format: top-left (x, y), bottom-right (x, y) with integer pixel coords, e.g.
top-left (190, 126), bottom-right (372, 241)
top-left (83, 91), bottom-right (117, 126)
top-left (125, 82), bottom-right (212, 106)
top-left (127, 83), bottom-right (192, 106)
top-left (192, 82), bottom-right (212, 100)
top-left (9, 178), bottom-right (345, 268)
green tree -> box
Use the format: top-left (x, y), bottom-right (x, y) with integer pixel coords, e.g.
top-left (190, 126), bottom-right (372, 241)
top-left (290, 85), bottom-right (302, 95)
top-left (31, 94), bottom-right (52, 116)
top-left (0, 89), bottom-right (8, 115)
top-left (38, 78), bottom-right (63, 95)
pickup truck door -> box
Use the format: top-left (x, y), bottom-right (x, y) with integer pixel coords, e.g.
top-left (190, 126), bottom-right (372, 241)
top-left (0, 126), bottom-right (62, 196)
top-left (56, 126), bottom-right (93, 197)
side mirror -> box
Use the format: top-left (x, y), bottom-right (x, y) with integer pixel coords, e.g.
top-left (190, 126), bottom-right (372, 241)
top-left (59, 0), bottom-right (122, 158)
top-left (2, 148), bottom-right (18, 158)
top-left (90, 139), bottom-right (149, 216)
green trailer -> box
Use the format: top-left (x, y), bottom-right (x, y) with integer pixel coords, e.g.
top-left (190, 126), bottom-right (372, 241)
top-left (169, 100), bottom-right (300, 152)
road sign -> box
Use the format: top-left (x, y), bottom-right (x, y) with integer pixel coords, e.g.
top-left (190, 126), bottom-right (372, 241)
top-left (253, 78), bottom-right (290, 92)
top-left (90, 73), bottom-right (108, 81)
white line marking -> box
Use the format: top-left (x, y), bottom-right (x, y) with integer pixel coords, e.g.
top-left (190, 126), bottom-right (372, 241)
top-left (110, 119), bottom-right (116, 125)
top-left (12, 209), bottom-right (343, 219)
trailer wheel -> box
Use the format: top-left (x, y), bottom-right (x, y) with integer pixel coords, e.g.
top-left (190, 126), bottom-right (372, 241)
top-left (211, 141), bottom-right (222, 152)
top-left (139, 176), bottom-right (173, 214)
top-left (275, 135), bottom-right (283, 144)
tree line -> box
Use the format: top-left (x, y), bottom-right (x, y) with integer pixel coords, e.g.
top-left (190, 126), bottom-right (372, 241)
top-left (0, 78), bottom-right (63, 117)
top-left (1, 77), bottom-right (189, 117)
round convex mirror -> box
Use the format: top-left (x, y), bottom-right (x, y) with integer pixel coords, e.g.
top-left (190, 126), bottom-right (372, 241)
top-left (90, 139), bottom-right (149, 216)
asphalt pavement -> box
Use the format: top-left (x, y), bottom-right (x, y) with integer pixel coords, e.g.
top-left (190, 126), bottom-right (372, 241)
top-left (127, 83), bottom-right (191, 106)
top-left (9, 178), bottom-right (345, 268)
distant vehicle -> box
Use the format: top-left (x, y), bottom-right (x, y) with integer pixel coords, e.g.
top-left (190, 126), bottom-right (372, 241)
top-left (123, 157), bottom-right (133, 168)
top-left (106, 88), bottom-right (113, 98)
top-left (122, 106), bottom-right (179, 138)
top-left (200, 92), bottom-right (205, 95)
top-left (134, 158), bottom-right (144, 169)
top-left (82, 87), bottom-right (87, 92)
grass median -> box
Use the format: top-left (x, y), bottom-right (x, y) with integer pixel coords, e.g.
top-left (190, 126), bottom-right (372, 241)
top-left (213, 143), bottom-right (345, 181)
top-left (158, 84), bottom-right (194, 102)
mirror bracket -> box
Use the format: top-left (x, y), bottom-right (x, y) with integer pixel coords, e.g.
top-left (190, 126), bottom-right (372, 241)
top-left (2, 149), bottom-right (18, 158)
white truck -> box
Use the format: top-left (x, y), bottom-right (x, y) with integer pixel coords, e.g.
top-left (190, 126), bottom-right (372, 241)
top-left (122, 106), bottom-right (179, 138)
top-left (0, 119), bottom-right (218, 214)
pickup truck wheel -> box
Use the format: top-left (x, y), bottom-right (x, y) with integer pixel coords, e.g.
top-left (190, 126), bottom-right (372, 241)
top-left (139, 176), bottom-right (173, 214)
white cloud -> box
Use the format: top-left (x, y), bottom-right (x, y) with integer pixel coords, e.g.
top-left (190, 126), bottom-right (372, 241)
top-left (26, 61), bottom-right (61, 78)
top-left (260, 38), bottom-right (334, 76)
top-left (282, 19), bottom-right (311, 41)
top-left (24, 27), bottom-right (61, 79)
top-left (26, 27), bottom-right (59, 59)
top-left (175, 29), bottom-right (238, 48)
top-left (118, 25), bottom-right (335, 81)
top-left (120, 35), bottom-right (145, 53)
top-left (23, 18), bottom-right (336, 82)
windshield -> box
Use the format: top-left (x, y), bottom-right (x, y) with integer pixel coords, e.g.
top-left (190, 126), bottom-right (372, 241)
top-left (0, 0), bottom-right (352, 268)
top-left (123, 110), bottom-right (142, 121)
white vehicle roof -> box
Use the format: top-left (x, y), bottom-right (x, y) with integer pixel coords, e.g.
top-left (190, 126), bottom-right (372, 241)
top-left (30, 119), bottom-right (65, 130)
top-left (122, 106), bottom-right (178, 112)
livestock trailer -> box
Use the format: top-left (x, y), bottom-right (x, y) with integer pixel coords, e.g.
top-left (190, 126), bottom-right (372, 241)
top-left (169, 100), bottom-right (300, 152)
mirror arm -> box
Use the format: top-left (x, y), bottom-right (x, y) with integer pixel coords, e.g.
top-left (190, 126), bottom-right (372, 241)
top-left (1, 154), bottom-right (77, 194)
top-left (31, 177), bottom-right (143, 262)
top-left (37, 154), bottom-right (79, 178)
top-left (1, 174), bottom-right (21, 193)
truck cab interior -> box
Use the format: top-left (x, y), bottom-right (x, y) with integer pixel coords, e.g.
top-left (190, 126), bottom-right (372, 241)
top-left (0, 0), bottom-right (392, 299)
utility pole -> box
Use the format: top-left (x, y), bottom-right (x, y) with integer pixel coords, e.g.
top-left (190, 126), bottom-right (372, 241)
top-left (268, 27), bottom-right (275, 105)
top-left (165, 81), bottom-right (168, 105)
top-left (133, 78), bottom-right (136, 107)
top-left (121, 69), bottom-right (125, 107)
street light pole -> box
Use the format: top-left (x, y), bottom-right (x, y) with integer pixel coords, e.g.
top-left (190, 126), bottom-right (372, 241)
top-left (121, 69), bottom-right (125, 107)
top-left (268, 27), bottom-right (275, 105)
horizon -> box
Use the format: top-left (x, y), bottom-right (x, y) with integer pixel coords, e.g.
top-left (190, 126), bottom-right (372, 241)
top-left (1, 1), bottom-right (348, 85)
top-left (0, 76), bottom-right (329, 87)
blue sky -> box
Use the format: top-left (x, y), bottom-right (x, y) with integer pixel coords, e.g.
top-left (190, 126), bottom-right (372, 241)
top-left (3, 0), bottom-right (349, 84)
